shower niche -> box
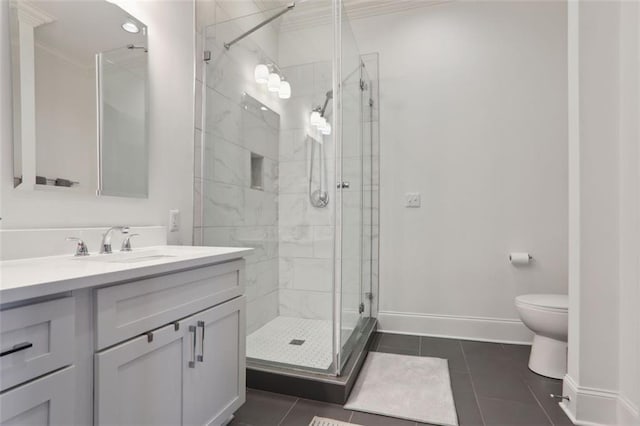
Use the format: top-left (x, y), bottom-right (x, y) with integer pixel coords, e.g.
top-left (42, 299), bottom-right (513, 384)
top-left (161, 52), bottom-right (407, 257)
top-left (250, 153), bottom-right (264, 191)
top-left (194, 0), bottom-right (380, 398)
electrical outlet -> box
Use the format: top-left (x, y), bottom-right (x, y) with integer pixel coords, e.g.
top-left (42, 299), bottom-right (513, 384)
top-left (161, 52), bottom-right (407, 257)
top-left (169, 209), bottom-right (180, 232)
top-left (405, 192), bottom-right (421, 208)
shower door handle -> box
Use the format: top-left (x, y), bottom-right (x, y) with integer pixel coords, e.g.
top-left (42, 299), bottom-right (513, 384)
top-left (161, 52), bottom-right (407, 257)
top-left (338, 182), bottom-right (350, 189)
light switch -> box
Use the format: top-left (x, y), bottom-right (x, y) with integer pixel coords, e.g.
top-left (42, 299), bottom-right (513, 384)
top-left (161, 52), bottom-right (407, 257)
top-left (169, 209), bottom-right (180, 232)
top-left (405, 193), bottom-right (421, 208)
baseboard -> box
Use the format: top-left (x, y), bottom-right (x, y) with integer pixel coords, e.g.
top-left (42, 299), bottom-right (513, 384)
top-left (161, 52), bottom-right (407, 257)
top-left (618, 394), bottom-right (640, 425)
top-left (377, 311), bottom-right (533, 344)
top-left (562, 374), bottom-right (624, 425)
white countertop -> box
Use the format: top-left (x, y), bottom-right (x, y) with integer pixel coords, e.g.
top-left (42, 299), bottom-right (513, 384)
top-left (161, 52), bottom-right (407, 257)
top-left (0, 245), bottom-right (253, 304)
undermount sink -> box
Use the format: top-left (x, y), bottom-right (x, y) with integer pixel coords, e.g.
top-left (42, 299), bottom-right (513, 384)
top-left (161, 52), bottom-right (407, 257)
top-left (72, 250), bottom-right (178, 264)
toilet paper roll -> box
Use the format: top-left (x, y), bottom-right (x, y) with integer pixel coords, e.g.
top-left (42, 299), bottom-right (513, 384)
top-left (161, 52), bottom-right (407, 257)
top-left (509, 252), bottom-right (532, 265)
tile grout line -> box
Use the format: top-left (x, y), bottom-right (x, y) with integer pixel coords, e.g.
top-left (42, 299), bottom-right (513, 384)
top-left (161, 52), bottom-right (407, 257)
top-left (276, 397), bottom-right (299, 426)
top-left (460, 341), bottom-right (487, 426)
top-left (526, 383), bottom-right (555, 426)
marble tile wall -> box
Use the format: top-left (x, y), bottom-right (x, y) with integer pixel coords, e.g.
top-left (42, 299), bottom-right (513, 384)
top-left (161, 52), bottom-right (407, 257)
top-left (277, 60), bottom-right (337, 321)
top-left (194, 1), bottom-right (283, 334)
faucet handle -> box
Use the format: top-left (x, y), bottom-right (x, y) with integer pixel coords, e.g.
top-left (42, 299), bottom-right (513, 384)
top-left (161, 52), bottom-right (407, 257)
top-left (121, 234), bottom-right (140, 252)
top-left (66, 237), bottom-right (89, 256)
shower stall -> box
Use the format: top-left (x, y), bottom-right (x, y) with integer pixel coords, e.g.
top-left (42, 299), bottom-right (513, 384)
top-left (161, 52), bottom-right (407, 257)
top-left (194, 0), bottom-right (379, 383)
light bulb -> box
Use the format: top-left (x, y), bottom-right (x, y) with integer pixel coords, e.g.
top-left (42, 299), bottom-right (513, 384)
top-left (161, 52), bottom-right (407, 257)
top-left (267, 73), bottom-right (281, 92)
top-left (278, 81), bottom-right (291, 99)
top-left (317, 117), bottom-right (327, 129)
top-left (254, 64), bottom-right (269, 84)
top-left (310, 111), bottom-right (322, 126)
top-left (321, 122), bottom-right (331, 135)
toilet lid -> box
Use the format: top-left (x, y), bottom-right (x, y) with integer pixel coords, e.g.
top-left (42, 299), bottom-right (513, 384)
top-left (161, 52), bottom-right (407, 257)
top-left (516, 294), bottom-right (568, 310)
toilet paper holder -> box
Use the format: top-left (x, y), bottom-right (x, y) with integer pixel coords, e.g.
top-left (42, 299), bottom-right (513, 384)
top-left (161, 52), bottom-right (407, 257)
top-left (509, 253), bottom-right (534, 265)
top-left (509, 254), bottom-right (533, 261)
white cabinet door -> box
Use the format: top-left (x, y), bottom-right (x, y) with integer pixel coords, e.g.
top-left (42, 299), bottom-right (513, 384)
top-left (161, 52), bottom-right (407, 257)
top-left (0, 366), bottom-right (74, 426)
top-left (95, 296), bottom-right (246, 426)
top-left (95, 322), bottom-right (189, 426)
top-left (183, 296), bottom-right (246, 426)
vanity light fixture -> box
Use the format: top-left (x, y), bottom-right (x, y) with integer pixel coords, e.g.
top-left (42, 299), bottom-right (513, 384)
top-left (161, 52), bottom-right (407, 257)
top-left (254, 64), bottom-right (269, 84)
top-left (121, 19), bottom-right (140, 34)
top-left (279, 80), bottom-right (291, 99)
top-left (267, 73), bottom-right (281, 92)
top-left (255, 63), bottom-right (291, 99)
top-left (310, 110), bottom-right (322, 126)
top-left (310, 107), bottom-right (331, 135)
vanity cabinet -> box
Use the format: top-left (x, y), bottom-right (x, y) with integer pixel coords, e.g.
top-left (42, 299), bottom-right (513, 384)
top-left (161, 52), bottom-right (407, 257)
top-left (0, 253), bottom-right (248, 426)
top-left (95, 296), bottom-right (245, 426)
top-left (93, 259), bottom-right (246, 426)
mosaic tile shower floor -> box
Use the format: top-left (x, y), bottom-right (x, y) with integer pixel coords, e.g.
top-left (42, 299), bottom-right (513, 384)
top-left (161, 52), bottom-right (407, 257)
top-left (247, 316), bottom-right (334, 370)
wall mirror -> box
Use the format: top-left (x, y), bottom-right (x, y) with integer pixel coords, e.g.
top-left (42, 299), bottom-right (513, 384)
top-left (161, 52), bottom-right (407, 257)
top-left (9, 0), bottom-right (149, 198)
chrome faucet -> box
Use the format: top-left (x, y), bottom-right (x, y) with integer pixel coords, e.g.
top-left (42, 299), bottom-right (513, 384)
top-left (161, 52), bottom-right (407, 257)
top-left (100, 226), bottom-right (129, 254)
top-left (66, 237), bottom-right (89, 256)
top-left (121, 234), bottom-right (140, 252)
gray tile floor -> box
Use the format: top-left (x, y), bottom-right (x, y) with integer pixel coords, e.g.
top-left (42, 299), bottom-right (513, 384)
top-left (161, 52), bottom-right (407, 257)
top-left (230, 333), bottom-right (572, 426)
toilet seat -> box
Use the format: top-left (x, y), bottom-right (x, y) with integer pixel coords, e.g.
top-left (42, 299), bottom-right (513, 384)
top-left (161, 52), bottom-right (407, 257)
top-left (516, 294), bottom-right (568, 313)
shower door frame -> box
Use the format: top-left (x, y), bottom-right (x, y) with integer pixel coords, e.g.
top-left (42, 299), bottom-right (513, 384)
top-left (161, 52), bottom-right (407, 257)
top-left (332, 0), bottom-right (343, 376)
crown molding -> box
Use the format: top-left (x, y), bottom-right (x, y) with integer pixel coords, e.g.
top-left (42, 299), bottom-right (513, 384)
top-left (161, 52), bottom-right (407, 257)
top-left (279, 0), bottom-right (451, 32)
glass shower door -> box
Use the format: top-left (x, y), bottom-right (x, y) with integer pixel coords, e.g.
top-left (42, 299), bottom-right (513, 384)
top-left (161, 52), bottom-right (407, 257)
top-left (338, 11), bottom-right (366, 368)
top-left (339, 60), bottom-right (363, 351)
top-left (360, 64), bottom-right (374, 319)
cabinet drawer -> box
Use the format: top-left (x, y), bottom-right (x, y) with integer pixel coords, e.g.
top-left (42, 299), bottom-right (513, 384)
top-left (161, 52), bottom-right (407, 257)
top-left (95, 260), bottom-right (245, 350)
top-left (0, 297), bottom-right (75, 391)
top-left (0, 366), bottom-right (75, 425)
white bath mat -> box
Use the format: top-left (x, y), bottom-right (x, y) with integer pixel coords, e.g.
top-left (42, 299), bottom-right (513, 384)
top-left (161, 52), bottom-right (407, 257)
top-left (308, 417), bottom-right (361, 426)
top-left (344, 352), bottom-right (459, 426)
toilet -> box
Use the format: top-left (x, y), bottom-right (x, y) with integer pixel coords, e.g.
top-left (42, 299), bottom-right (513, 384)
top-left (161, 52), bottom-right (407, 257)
top-left (515, 294), bottom-right (568, 379)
